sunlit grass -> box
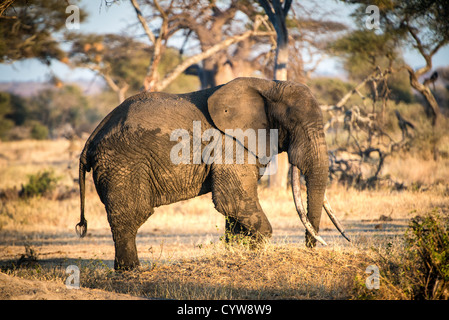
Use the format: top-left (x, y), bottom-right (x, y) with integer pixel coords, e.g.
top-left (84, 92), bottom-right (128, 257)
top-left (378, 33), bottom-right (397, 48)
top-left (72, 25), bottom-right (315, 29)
top-left (1, 139), bottom-right (448, 299)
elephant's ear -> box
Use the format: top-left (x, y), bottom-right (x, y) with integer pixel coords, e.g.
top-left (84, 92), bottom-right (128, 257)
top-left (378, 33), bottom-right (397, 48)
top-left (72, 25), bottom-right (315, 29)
top-left (207, 78), bottom-right (270, 157)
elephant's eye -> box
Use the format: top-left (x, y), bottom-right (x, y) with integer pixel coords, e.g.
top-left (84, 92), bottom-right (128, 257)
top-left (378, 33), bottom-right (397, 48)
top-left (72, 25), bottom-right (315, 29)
top-left (225, 109), bottom-right (228, 113)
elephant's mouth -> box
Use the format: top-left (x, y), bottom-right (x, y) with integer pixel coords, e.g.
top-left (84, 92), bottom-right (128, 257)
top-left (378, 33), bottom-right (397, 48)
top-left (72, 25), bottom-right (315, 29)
top-left (290, 166), bottom-right (350, 245)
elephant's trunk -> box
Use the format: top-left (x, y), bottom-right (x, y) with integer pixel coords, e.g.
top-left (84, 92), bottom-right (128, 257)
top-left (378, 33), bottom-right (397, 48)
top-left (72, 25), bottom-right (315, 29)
top-left (303, 163), bottom-right (328, 247)
top-left (291, 166), bottom-right (327, 246)
top-left (290, 129), bottom-right (349, 247)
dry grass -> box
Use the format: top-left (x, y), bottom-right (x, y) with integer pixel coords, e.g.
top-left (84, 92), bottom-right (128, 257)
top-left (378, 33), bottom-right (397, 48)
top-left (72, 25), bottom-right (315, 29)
top-left (79, 244), bottom-right (375, 300)
top-left (1, 139), bottom-right (449, 299)
top-left (383, 153), bottom-right (449, 187)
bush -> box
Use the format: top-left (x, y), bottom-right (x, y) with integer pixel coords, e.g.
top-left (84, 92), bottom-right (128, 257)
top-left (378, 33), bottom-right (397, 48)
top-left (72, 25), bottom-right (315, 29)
top-left (405, 210), bottom-right (449, 299)
top-left (29, 121), bottom-right (49, 140)
top-left (352, 209), bottom-right (449, 300)
top-left (360, 209), bottom-right (449, 300)
top-left (0, 118), bottom-right (14, 140)
top-left (20, 170), bottom-right (59, 198)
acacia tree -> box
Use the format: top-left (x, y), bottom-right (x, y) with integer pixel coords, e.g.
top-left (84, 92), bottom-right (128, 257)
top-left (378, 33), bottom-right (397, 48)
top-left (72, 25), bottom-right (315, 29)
top-left (342, 0), bottom-right (449, 126)
top-left (330, 29), bottom-right (414, 122)
top-left (0, 0), bottom-right (85, 64)
top-left (67, 33), bottom-right (150, 103)
top-left (129, 0), bottom-right (269, 92)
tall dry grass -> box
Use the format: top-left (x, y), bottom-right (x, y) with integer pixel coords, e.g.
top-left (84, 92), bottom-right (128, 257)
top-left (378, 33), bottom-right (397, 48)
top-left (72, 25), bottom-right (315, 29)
top-left (1, 139), bottom-right (448, 299)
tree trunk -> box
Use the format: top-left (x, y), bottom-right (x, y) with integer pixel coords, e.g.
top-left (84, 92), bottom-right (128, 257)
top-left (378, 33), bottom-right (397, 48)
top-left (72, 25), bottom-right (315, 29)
top-left (259, 0), bottom-right (292, 190)
top-left (273, 26), bottom-right (288, 82)
top-left (405, 66), bottom-right (442, 127)
top-left (412, 81), bottom-right (441, 126)
top-left (101, 73), bottom-right (129, 104)
top-left (269, 40), bottom-right (289, 190)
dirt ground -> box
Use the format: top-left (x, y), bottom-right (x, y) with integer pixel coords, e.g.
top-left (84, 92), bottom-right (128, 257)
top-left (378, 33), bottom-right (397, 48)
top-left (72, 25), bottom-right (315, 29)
top-left (0, 271), bottom-right (146, 300)
top-left (1, 139), bottom-right (448, 300)
top-left (0, 216), bottom-right (410, 300)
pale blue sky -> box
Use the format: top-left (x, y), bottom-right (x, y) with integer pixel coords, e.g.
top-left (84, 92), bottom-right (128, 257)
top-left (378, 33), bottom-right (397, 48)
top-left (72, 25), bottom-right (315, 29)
top-left (0, 0), bottom-right (448, 83)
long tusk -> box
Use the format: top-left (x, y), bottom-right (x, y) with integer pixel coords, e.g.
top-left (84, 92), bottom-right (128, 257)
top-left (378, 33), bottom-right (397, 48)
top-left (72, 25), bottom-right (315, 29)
top-left (323, 194), bottom-right (351, 242)
top-left (291, 166), bottom-right (327, 246)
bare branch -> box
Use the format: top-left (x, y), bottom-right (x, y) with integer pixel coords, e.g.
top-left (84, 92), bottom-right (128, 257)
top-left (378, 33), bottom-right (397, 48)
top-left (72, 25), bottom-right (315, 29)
top-left (143, 0), bottom-right (170, 90)
top-left (283, 0), bottom-right (293, 17)
top-left (130, 0), bottom-right (156, 44)
top-left (88, 65), bottom-right (129, 103)
top-left (257, 0), bottom-right (276, 24)
top-left (155, 18), bottom-right (264, 92)
top-left (332, 69), bottom-right (381, 108)
top-left (430, 39), bottom-right (446, 58)
top-left (405, 22), bottom-right (432, 77)
top-left (0, 0), bottom-right (15, 18)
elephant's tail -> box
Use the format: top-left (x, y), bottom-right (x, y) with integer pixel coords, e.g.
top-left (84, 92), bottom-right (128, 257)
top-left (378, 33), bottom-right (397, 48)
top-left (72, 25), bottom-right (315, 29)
top-left (76, 160), bottom-right (88, 238)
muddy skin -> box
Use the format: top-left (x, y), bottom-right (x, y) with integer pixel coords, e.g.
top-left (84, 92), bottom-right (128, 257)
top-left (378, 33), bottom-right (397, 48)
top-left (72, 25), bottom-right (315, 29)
top-left (78, 77), bottom-right (335, 270)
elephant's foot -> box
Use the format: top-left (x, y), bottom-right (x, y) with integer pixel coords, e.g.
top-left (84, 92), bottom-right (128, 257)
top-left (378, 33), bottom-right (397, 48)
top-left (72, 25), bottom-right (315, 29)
top-left (305, 231), bottom-right (317, 248)
top-left (113, 235), bottom-right (140, 270)
top-left (114, 257), bottom-right (140, 271)
top-left (223, 217), bottom-right (270, 249)
top-left (223, 232), bottom-right (269, 250)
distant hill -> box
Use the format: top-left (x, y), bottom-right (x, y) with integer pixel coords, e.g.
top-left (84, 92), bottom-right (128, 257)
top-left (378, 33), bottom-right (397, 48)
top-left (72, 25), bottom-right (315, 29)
top-left (0, 79), bottom-right (106, 97)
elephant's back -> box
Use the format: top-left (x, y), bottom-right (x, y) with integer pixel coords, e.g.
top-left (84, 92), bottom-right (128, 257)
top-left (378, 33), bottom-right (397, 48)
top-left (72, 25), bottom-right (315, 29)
top-left (81, 90), bottom-right (214, 207)
top-left (124, 91), bottom-right (212, 133)
top-left (83, 90), bottom-right (212, 161)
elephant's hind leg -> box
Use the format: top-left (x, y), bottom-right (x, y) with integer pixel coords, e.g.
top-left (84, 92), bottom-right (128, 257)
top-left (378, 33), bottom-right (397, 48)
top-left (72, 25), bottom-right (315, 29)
top-left (211, 164), bottom-right (272, 243)
top-left (107, 203), bottom-right (154, 270)
top-left (101, 180), bottom-right (154, 270)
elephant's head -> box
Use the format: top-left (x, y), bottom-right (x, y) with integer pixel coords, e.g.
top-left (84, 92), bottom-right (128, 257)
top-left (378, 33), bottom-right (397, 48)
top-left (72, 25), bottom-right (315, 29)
top-left (207, 77), bottom-right (349, 247)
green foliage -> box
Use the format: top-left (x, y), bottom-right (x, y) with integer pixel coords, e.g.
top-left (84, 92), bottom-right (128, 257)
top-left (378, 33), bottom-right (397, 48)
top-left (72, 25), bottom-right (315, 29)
top-left (329, 29), bottom-right (413, 103)
top-left (21, 170), bottom-right (59, 199)
top-left (24, 85), bottom-right (95, 137)
top-left (0, 0), bottom-right (86, 64)
top-left (68, 33), bottom-right (200, 96)
top-left (29, 121), bottom-right (49, 140)
top-left (330, 30), bottom-right (397, 76)
top-left (343, 0), bottom-right (449, 47)
top-left (0, 92), bottom-right (13, 139)
top-left (405, 210), bottom-right (449, 299)
top-left (0, 118), bottom-right (15, 141)
top-left (68, 32), bottom-right (151, 93)
top-left (0, 85), bottom-right (105, 141)
top-left (0, 92), bottom-right (27, 140)
top-left (307, 77), bottom-right (353, 105)
top-left (160, 49), bottom-right (200, 94)
top-left (0, 92), bottom-right (12, 117)
top-left (387, 69), bottom-right (414, 103)
top-left (359, 209), bottom-right (449, 300)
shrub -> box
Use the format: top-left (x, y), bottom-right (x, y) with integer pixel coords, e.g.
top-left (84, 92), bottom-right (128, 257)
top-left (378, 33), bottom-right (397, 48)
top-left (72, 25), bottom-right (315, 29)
top-left (0, 118), bottom-right (14, 140)
top-left (20, 170), bottom-right (59, 198)
top-left (405, 210), bottom-right (449, 299)
top-left (352, 209), bottom-right (449, 300)
top-left (29, 121), bottom-right (49, 140)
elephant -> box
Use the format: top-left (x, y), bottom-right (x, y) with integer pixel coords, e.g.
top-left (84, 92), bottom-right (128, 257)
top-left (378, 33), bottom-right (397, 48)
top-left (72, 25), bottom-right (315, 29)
top-left (76, 77), bottom-right (349, 270)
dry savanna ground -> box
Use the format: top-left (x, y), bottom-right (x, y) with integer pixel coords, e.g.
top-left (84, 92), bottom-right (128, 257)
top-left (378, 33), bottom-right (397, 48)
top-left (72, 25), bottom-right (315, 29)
top-left (0, 139), bottom-right (448, 300)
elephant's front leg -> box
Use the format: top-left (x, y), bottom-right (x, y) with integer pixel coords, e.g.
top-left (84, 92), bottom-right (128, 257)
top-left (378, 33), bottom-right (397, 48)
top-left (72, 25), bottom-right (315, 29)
top-left (211, 164), bottom-right (272, 244)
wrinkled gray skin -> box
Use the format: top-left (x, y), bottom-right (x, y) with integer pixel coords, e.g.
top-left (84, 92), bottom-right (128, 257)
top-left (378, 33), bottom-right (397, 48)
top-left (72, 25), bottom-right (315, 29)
top-left (78, 77), bottom-right (332, 270)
